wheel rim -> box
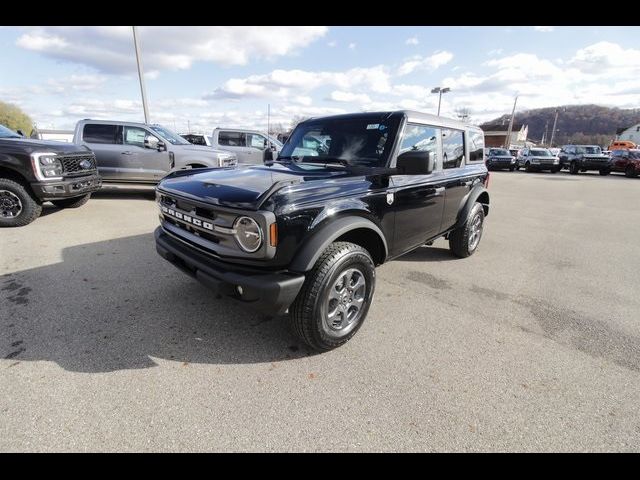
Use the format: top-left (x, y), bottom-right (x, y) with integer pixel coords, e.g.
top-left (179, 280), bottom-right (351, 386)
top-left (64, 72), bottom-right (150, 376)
top-left (468, 213), bottom-right (483, 251)
top-left (0, 190), bottom-right (22, 218)
top-left (322, 267), bottom-right (367, 338)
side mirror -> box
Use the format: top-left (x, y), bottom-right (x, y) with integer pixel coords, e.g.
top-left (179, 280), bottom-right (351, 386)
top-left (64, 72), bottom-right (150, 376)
top-left (396, 150), bottom-right (435, 175)
top-left (16, 129), bottom-right (25, 137)
top-left (264, 148), bottom-right (274, 162)
top-left (144, 135), bottom-right (159, 150)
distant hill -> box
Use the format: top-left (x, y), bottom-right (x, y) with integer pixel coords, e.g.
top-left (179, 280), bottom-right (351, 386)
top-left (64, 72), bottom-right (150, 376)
top-left (481, 105), bottom-right (640, 146)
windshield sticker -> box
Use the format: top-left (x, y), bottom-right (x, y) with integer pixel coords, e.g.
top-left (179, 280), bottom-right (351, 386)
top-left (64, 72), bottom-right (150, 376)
top-left (366, 124), bottom-right (380, 130)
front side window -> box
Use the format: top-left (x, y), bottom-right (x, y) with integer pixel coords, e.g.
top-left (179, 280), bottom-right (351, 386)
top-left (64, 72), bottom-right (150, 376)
top-left (247, 133), bottom-right (266, 149)
top-left (442, 129), bottom-right (464, 169)
top-left (468, 130), bottom-right (484, 162)
top-left (279, 114), bottom-right (402, 167)
top-left (218, 131), bottom-right (246, 147)
top-left (124, 126), bottom-right (148, 147)
top-left (399, 124), bottom-right (439, 164)
top-left (83, 124), bottom-right (121, 144)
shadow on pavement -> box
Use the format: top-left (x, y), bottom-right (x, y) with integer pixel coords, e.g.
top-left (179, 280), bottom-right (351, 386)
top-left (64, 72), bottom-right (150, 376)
top-left (1, 233), bottom-right (314, 373)
top-left (398, 246), bottom-right (459, 262)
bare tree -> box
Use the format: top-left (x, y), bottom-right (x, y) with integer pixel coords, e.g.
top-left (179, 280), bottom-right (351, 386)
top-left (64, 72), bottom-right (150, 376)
top-left (289, 115), bottom-right (311, 131)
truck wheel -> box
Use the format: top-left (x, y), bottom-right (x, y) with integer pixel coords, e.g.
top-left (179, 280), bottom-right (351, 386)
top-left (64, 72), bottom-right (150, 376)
top-left (599, 168), bottom-right (610, 176)
top-left (525, 161), bottom-right (532, 172)
top-left (449, 202), bottom-right (485, 258)
top-left (625, 165), bottom-right (637, 178)
top-left (0, 178), bottom-right (42, 227)
top-left (51, 194), bottom-right (91, 209)
top-left (290, 241), bottom-right (375, 351)
top-left (509, 165), bottom-right (515, 172)
top-left (569, 161), bottom-right (579, 175)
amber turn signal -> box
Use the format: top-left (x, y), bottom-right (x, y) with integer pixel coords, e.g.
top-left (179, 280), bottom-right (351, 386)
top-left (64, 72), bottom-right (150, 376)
top-left (269, 222), bottom-right (278, 247)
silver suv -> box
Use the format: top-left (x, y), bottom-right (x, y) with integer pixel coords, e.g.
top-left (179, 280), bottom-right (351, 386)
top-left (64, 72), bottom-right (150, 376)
top-left (74, 120), bottom-right (237, 183)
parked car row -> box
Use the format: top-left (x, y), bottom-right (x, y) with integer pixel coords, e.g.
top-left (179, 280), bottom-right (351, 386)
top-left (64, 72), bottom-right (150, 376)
top-left (484, 144), bottom-right (639, 177)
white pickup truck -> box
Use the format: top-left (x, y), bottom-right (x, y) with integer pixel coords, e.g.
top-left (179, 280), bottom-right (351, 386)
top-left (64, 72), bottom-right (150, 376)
top-left (181, 128), bottom-right (283, 165)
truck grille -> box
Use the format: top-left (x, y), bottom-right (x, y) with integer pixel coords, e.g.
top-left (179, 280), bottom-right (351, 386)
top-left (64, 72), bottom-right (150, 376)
top-left (60, 154), bottom-right (97, 176)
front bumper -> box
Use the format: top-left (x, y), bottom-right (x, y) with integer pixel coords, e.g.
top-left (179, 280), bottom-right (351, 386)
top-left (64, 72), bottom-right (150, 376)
top-left (581, 161), bottom-right (610, 170)
top-left (155, 227), bottom-right (305, 315)
top-left (31, 173), bottom-right (102, 201)
top-left (487, 160), bottom-right (514, 169)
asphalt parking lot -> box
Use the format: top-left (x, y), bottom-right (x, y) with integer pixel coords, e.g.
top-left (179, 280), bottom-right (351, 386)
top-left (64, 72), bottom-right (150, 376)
top-left (1, 170), bottom-right (639, 452)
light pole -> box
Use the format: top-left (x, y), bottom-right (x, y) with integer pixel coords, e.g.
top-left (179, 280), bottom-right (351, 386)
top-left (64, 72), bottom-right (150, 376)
top-left (549, 108), bottom-right (562, 147)
top-left (132, 26), bottom-right (150, 124)
top-left (431, 87), bottom-right (450, 116)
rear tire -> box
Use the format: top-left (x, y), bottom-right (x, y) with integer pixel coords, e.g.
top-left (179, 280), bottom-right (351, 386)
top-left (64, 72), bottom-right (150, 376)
top-left (0, 177), bottom-right (42, 227)
top-left (51, 194), bottom-right (91, 209)
top-left (449, 202), bottom-right (485, 258)
top-left (290, 241), bottom-right (376, 351)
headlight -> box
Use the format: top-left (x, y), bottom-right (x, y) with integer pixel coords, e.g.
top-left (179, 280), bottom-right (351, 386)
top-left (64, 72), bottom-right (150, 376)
top-left (31, 152), bottom-right (63, 180)
top-left (511, 158), bottom-right (515, 163)
top-left (233, 216), bottom-right (262, 252)
top-left (553, 158), bottom-right (559, 164)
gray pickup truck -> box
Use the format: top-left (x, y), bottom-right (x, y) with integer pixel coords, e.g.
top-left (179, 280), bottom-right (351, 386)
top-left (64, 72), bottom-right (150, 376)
top-left (73, 120), bottom-right (237, 184)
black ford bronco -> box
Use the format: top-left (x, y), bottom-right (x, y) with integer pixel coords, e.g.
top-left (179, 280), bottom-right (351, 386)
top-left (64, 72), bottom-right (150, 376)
top-left (0, 125), bottom-right (101, 227)
top-left (154, 111), bottom-right (490, 350)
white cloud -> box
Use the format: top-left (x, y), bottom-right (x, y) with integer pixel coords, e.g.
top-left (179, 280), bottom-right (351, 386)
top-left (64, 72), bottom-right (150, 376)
top-left (15, 26), bottom-right (328, 73)
top-left (533, 26), bottom-right (554, 32)
top-left (405, 37), bottom-right (419, 45)
top-left (327, 41), bottom-right (337, 47)
top-left (348, 43), bottom-right (356, 50)
top-left (206, 65), bottom-right (392, 100)
top-left (569, 41), bottom-right (640, 73)
top-left (398, 51), bottom-right (453, 76)
top-left (328, 90), bottom-right (372, 103)
top-left (487, 48), bottom-right (503, 56)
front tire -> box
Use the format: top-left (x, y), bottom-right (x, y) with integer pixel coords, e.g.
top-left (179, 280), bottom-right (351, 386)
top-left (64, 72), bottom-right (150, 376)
top-left (569, 161), bottom-right (579, 175)
top-left (290, 242), bottom-right (376, 351)
top-left (449, 202), bottom-right (485, 258)
top-left (51, 194), bottom-right (91, 209)
top-left (599, 168), bottom-right (610, 176)
top-left (525, 161), bottom-right (532, 172)
top-left (625, 165), bottom-right (637, 178)
top-left (0, 178), bottom-right (42, 227)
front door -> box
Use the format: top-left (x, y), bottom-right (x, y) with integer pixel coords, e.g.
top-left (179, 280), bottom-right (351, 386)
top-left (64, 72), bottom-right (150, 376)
top-left (390, 123), bottom-right (446, 256)
top-left (81, 123), bottom-right (123, 181)
top-left (122, 126), bottom-right (170, 181)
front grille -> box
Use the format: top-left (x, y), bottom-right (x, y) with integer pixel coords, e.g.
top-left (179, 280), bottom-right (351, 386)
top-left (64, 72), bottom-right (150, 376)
top-left (60, 154), bottom-right (97, 176)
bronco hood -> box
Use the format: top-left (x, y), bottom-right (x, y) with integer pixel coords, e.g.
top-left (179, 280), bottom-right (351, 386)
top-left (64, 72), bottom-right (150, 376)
top-left (157, 162), bottom-right (349, 209)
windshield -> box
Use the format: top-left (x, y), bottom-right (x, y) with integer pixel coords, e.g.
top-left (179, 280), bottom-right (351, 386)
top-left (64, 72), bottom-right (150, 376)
top-left (278, 114), bottom-right (401, 167)
top-left (530, 149), bottom-right (552, 156)
top-left (149, 125), bottom-right (191, 145)
top-left (0, 125), bottom-right (22, 139)
top-left (576, 146), bottom-right (602, 154)
top-left (489, 148), bottom-right (510, 156)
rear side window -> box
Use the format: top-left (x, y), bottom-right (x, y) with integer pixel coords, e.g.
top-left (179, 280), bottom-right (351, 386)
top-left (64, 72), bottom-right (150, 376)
top-left (468, 130), bottom-right (484, 162)
top-left (218, 131), bottom-right (246, 147)
top-left (442, 129), bottom-right (464, 169)
top-left (83, 124), bottom-right (121, 144)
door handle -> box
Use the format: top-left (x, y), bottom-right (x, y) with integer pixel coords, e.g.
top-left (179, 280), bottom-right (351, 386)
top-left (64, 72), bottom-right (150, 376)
top-left (121, 151), bottom-right (133, 155)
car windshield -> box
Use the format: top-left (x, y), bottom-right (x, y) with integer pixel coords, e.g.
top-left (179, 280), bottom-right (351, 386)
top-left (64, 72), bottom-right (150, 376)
top-left (278, 114), bottom-right (401, 168)
top-left (530, 149), bottom-right (552, 156)
top-left (576, 146), bottom-right (602, 154)
top-left (149, 125), bottom-right (191, 145)
top-left (0, 125), bottom-right (22, 138)
top-left (489, 148), bottom-right (510, 156)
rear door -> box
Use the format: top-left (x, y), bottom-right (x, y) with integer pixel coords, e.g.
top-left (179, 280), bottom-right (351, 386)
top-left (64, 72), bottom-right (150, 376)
top-left (81, 123), bottom-right (123, 180)
top-left (440, 128), bottom-right (472, 231)
top-left (390, 123), bottom-right (446, 256)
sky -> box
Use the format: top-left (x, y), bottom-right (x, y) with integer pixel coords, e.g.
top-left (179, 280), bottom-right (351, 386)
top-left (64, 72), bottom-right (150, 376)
top-left (1, 26), bottom-right (639, 134)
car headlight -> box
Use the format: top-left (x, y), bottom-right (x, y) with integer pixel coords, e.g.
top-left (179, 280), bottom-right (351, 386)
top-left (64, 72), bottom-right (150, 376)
top-left (511, 158), bottom-right (515, 163)
top-left (31, 152), bottom-right (63, 180)
top-left (233, 216), bottom-right (262, 252)
top-left (553, 158), bottom-right (559, 164)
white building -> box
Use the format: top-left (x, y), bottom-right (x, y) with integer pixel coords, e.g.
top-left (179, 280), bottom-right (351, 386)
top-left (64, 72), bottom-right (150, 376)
top-left (616, 123), bottom-right (640, 143)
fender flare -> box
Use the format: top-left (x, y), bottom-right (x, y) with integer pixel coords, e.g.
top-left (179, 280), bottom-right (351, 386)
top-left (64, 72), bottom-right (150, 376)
top-left (454, 185), bottom-right (490, 229)
top-left (289, 216), bottom-right (388, 273)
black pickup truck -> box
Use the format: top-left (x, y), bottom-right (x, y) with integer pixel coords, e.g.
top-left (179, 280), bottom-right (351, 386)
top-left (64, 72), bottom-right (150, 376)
top-left (0, 125), bottom-right (101, 227)
top-left (154, 111), bottom-right (490, 351)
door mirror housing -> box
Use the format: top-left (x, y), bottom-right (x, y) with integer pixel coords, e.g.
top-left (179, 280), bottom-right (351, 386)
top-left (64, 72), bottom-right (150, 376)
top-left (396, 150), bottom-right (435, 175)
top-left (144, 135), bottom-right (159, 150)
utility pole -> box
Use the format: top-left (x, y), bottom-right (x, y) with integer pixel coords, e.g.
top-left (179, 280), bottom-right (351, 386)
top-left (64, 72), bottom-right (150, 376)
top-left (187, 120), bottom-right (191, 134)
top-left (431, 87), bottom-right (450, 116)
top-left (132, 26), bottom-right (150, 124)
top-left (549, 108), bottom-right (560, 147)
top-left (504, 95), bottom-right (518, 148)
top-left (542, 120), bottom-right (549, 146)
